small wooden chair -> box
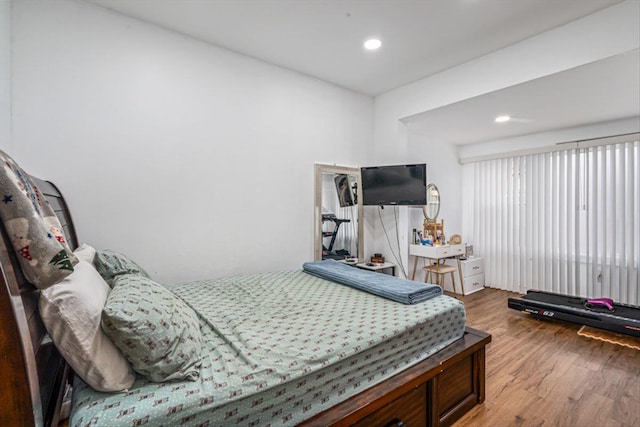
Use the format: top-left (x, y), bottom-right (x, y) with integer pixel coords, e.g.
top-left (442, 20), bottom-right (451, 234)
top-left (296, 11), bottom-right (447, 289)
top-left (423, 262), bottom-right (458, 297)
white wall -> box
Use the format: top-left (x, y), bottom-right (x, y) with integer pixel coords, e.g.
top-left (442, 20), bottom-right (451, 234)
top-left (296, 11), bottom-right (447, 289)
top-left (406, 132), bottom-right (461, 236)
top-left (10, 0), bottom-right (373, 283)
top-left (0, 1), bottom-right (10, 153)
top-left (9, 0), bottom-right (639, 283)
top-left (372, 0), bottom-right (640, 276)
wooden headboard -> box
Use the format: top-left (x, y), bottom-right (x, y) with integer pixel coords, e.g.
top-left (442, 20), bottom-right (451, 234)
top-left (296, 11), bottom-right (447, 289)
top-left (0, 177), bottom-right (77, 427)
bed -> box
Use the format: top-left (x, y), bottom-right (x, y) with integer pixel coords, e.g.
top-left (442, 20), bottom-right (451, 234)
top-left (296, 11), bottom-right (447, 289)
top-left (0, 164), bottom-right (490, 427)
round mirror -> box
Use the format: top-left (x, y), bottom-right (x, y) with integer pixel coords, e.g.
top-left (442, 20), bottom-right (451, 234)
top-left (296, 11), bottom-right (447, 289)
top-left (422, 183), bottom-right (440, 221)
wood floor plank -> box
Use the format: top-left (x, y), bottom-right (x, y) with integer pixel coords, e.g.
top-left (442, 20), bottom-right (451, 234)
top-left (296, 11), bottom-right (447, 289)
top-left (451, 288), bottom-right (640, 427)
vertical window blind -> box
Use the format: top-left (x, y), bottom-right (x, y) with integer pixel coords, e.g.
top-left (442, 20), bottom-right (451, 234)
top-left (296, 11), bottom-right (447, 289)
top-left (462, 137), bottom-right (639, 305)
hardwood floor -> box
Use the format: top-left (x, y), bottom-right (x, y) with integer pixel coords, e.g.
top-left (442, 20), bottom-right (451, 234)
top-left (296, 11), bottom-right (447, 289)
top-left (451, 288), bottom-right (640, 427)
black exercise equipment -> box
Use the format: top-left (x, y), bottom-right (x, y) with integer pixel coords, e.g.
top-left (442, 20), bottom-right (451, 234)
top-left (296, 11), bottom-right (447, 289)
top-left (321, 213), bottom-right (351, 260)
top-left (508, 290), bottom-right (640, 337)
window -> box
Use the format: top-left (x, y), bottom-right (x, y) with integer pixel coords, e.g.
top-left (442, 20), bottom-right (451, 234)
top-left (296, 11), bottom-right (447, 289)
top-left (462, 138), bottom-right (639, 305)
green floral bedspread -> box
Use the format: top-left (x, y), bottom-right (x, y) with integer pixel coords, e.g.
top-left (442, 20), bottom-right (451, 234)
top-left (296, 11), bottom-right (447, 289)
top-left (71, 270), bottom-right (466, 426)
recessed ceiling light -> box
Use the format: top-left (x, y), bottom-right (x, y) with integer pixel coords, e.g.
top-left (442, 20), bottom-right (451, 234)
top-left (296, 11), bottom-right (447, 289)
top-left (495, 115), bottom-right (511, 123)
top-left (364, 38), bottom-right (382, 50)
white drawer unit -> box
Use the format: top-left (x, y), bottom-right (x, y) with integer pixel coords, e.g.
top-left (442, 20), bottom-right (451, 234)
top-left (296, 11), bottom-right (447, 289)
top-left (459, 257), bottom-right (485, 295)
top-left (461, 257), bottom-right (484, 277)
top-left (464, 272), bottom-right (485, 294)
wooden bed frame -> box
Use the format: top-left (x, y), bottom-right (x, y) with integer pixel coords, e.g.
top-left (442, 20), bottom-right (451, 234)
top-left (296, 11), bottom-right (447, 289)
top-left (0, 177), bottom-right (77, 427)
top-left (0, 177), bottom-right (491, 427)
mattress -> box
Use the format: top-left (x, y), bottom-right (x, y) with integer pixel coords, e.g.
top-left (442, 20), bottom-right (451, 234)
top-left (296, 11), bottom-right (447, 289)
top-left (71, 270), bottom-right (466, 427)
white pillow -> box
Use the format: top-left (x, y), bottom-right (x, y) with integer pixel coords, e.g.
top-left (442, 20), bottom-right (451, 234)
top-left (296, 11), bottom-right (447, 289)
top-left (39, 258), bottom-right (135, 392)
top-left (73, 243), bottom-right (96, 264)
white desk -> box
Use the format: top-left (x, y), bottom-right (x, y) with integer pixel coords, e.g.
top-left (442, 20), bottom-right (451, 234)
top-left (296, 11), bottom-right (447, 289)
top-left (409, 244), bottom-right (465, 294)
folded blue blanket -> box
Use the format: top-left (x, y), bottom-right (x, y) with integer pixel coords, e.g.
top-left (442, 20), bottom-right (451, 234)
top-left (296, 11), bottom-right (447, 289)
top-left (302, 259), bottom-right (442, 304)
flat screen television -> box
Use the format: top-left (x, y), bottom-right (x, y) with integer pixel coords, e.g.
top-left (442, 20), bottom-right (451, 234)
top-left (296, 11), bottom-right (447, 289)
top-left (360, 164), bottom-right (427, 206)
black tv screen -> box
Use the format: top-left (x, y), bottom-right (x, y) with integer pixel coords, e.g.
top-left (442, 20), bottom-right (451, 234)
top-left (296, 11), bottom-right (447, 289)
top-left (360, 164), bottom-right (427, 206)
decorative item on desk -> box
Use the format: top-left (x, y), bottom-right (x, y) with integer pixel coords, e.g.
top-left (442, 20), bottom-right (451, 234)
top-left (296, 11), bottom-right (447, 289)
top-left (449, 234), bottom-right (462, 245)
top-left (412, 229), bottom-right (420, 244)
top-left (424, 219), bottom-right (445, 246)
top-left (465, 245), bottom-right (474, 257)
top-left (371, 254), bottom-right (385, 263)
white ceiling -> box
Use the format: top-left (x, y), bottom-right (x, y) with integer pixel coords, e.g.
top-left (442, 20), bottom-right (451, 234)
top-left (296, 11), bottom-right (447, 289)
top-left (406, 49), bottom-right (640, 145)
top-left (84, 0), bottom-right (638, 145)
top-left (86, 0), bottom-right (622, 96)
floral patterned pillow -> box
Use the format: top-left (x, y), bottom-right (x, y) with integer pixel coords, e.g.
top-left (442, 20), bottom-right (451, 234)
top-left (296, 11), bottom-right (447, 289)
top-left (101, 275), bottom-right (202, 382)
top-left (0, 149), bottom-right (78, 288)
top-left (94, 249), bottom-right (149, 287)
